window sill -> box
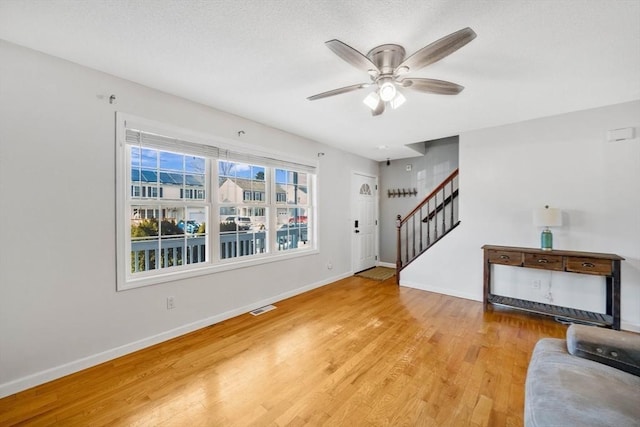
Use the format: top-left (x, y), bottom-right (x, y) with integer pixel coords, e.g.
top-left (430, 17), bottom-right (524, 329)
top-left (118, 247), bottom-right (319, 291)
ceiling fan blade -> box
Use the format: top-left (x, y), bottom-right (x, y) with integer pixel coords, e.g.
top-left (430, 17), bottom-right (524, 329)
top-left (396, 27), bottom-right (476, 75)
top-left (325, 39), bottom-right (380, 74)
top-left (399, 78), bottom-right (464, 95)
top-left (372, 97), bottom-right (385, 116)
top-left (307, 83), bottom-right (370, 101)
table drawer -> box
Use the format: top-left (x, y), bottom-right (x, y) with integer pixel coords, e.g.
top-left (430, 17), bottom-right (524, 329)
top-left (523, 253), bottom-right (563, 270)
top-left (565, 257), bottom-right (612, 276)
top-left (487, 250), bottom-right (522, 266)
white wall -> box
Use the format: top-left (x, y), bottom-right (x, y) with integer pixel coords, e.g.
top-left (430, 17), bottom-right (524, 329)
top-left (0, 41), bottom-right (377, 396)
top-left (401, 100), bottom-right (640, 331)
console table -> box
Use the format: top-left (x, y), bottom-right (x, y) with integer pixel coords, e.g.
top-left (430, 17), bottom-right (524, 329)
top-left (482, 245), bottom-right (623, 330)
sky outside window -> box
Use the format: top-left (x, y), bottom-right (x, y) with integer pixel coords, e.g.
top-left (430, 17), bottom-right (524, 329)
top-left (131, 147), bottom-right (205, 173)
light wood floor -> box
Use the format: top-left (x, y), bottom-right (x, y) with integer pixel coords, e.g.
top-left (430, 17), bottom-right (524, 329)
top-left (0, 275), bottom-right (566, 426)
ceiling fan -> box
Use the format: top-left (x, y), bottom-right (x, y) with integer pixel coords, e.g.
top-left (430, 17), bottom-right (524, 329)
top-left (307, 27), bottom-right (477, 116)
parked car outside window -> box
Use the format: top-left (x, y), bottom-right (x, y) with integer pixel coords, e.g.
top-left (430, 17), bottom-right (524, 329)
top-left (224, 216), bottom-right (252, 230)
top-left (177, 220), bottom-right (200, 234)
top-left (288, 216), bottom-right (307, 225)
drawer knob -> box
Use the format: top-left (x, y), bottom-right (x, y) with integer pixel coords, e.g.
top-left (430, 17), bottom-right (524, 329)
top-left (537, 259), bottom-right (549, 264)
top-left (582, 262), bottom-right (595, 268)
top-left (499, 255), bottom-right (510, 260)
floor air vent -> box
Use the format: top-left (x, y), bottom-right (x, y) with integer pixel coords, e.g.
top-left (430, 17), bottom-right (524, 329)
top-left (249, 305), bottom-right (276, 316)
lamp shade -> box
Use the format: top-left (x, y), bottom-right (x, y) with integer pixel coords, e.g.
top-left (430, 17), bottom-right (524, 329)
top-left (363, 92), bottom-right (380, 110)
top-left (379, 81), bottom-right (396, 101)
top-left (533, 206), bottom-right (562, 227)
top-left (390, 92), bottom-right (406, 109)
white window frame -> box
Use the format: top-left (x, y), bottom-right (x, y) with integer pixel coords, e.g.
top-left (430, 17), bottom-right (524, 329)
top-left (217, 159), bottom-right (270, 263)
top-left (116, 113), bottom-right (318, 291)
top-left (273, 167), bottom-right (312, 253)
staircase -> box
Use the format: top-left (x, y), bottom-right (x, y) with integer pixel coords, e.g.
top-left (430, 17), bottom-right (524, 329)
top-left (396, 169), bottom-right (460, 283)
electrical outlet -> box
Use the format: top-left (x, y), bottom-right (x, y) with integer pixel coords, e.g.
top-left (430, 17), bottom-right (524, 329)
top-left (327, 261), bottom-right (333, 270)
top-left (167, 296), bottom-right (175, 310)
top-left (532, 280), bottom-right (541, 289)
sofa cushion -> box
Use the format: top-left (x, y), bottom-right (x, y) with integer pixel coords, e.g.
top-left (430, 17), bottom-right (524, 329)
top-left (567, 324), bottom-right (640, 376)
top-left (525, 338), bottom-right (640, 427)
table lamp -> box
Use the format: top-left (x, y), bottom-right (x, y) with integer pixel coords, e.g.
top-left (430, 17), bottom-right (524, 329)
top-left (533, 205), bottom-right (562, 251)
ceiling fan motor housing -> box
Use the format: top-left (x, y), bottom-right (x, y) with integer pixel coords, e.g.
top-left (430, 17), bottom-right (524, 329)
top-left (366, 44), bottom-right (406, 75)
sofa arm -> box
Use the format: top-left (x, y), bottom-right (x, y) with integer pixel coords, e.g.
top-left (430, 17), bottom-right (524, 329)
top-left (567, 324), bottom-right (640, 376)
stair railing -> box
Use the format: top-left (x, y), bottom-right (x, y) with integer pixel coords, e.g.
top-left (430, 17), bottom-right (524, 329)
top-left (396, 168), bottom-right (460, 283)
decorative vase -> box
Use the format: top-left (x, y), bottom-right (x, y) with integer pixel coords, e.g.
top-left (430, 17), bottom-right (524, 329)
top-left (541, 228), bottom-right (553, 251)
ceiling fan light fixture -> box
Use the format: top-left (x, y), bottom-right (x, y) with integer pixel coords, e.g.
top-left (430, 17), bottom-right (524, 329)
top-left (390, 92), bottom-right (406, 109)
top-left (379, 81), bottom-right (396, 101)
top-left (363, 91), bottom-right (380, 110)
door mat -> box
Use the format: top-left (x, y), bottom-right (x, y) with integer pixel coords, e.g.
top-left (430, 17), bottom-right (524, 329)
top-left (355, 267), bottom-right (396, 281)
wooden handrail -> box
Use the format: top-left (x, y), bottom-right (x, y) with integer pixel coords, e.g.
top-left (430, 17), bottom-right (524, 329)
top-left (400, 168), bottom-right (459, 226)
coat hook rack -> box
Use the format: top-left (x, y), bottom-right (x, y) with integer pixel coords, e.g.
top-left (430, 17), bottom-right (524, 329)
top-left (387, 188), bottom-right (417, 198)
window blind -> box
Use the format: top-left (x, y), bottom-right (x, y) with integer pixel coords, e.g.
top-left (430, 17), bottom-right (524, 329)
top-left (125, 129), bottom-right (220, 158)
top-left (218, 149), bottom-right (316, 174)
top-left (126, 129), bottom-right (316, 173)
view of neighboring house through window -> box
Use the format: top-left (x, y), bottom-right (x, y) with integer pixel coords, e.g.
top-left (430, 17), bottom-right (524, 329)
top-left (276, 168), bottom-right (310, 250)
top-left (218, 161), bottom-right (268, 259)
top-left (118, 118), bottom-right (316, 290)
top-left (129, 145), bottom-right (208, 275)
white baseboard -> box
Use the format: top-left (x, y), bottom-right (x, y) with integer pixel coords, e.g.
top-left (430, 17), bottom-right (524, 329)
top-left (399, 279), bottom-right (481, 302)
top-left (377, 261), bottom-right (396, 269)
top-left (0, 271), bottom-right (352, 399)
top-left (621, 322), bottom-right (640, 333)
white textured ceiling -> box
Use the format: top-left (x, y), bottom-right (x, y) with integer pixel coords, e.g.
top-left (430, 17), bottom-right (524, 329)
top-left (1, 0), bottom-right (639, 161)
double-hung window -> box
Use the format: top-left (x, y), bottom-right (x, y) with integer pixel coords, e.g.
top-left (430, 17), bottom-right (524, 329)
top-left (275, 168), bottom-right (310, 251)
top-left (218, 160), bottom-right (268, 260)
top-left (116, 114), bottom-right (317, 290)
top-left (127, 135), bottom-right (209, 278)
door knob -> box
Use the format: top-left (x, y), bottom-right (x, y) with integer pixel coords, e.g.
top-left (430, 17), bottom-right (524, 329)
top-left (355, 230), bottom-right (360, 233)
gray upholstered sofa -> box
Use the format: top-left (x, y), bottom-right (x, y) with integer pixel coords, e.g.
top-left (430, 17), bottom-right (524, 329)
top-left (525, 324), bottom-right (640, 426)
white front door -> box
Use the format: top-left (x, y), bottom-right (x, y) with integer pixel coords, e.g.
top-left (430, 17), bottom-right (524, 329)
top-left (352, 172), bottom-right (378, 273)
